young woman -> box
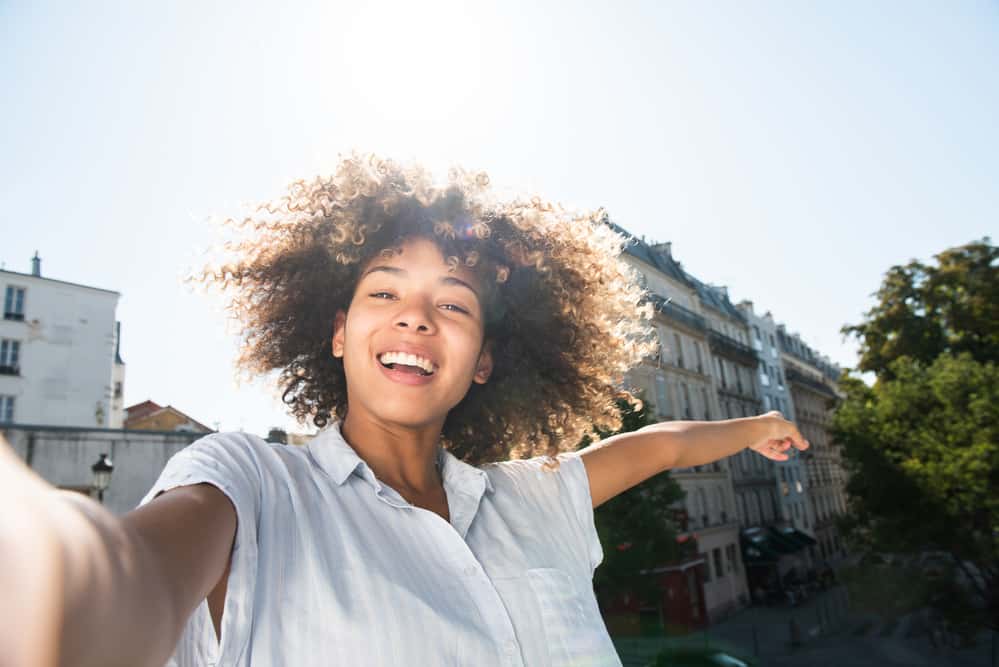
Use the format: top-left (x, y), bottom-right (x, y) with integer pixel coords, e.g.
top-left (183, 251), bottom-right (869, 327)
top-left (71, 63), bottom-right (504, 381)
top-left (0, 154), bottom-right (807, 667)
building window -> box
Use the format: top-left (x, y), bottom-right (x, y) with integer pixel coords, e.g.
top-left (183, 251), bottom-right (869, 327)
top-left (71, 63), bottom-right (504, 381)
top-left (0, 395), bottom-right (14, 422)
top-left (655, 374), bottom-right (669, 416)
top-left (0, 339), bottom-right (20, 374)
top-left (114, 381), bottom-right (123, 399)
top-left (673, 333), bottom-right (685, 369)
top-left (687, 570), bottom-right (700, 618)
top-left (713, 548), bottom-right (724, 579)
top-left (701, 555), bottom-right (712, 583)
top-left (694, 342), bottom-right (704, 374)
top-left (725, 544), bottom-right (738, 572)
top-left (763, 395), bottom-right (771, 411)
top-left (701, 387), bottom-right (711, 420)
top-left (716, 358), bottom-right (726, 388)
top-left (682, 383), bottom-right (692, 419)
top-left (4, 286), bottom-right (25, 321)
top-left (752, 326), bottom-right (762, 351)
top-left (698, 488), bottom-right (709, 526)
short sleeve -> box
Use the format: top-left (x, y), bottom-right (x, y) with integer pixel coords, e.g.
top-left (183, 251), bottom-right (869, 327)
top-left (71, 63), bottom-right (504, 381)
top-left (137, 432), bottom-right (265, 667)
top-left (491, 451), bottom-right (604, 577)
top-left (552, 452), bottom-right (604, 575)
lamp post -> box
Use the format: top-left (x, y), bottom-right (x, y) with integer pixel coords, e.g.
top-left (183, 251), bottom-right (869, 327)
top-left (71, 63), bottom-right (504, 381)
top-left (91, 453), bottom-right (113, 504)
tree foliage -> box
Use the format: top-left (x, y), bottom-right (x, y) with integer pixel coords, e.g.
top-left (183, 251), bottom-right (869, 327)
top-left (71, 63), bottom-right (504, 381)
top-left (835, 238), bottom-right (999, 631)
top-left (842, 237), bottom-right (998, 379)
top-left (581, 395), bottom-right (685, 604)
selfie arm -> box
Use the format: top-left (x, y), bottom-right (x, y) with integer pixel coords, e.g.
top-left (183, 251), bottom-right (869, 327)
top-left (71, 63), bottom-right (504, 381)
top-left (578, 413), bottom-right (808, 508)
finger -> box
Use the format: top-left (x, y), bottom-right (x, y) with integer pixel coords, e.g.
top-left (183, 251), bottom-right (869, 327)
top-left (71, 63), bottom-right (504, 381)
top-left (788, 427), bottom-right (809, 450)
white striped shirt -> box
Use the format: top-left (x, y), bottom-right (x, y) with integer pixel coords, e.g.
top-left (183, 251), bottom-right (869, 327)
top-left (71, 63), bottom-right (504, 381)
top-left (138, 422), bottom-right (622, 666)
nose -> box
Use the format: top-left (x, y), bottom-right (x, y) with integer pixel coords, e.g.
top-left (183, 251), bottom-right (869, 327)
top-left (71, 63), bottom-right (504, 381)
top-left (393, 296), bottom-right (436, 334)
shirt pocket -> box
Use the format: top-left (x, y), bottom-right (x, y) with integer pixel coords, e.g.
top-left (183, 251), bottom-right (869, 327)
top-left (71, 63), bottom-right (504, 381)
top-left (526, 568), bottom-right (621, 667)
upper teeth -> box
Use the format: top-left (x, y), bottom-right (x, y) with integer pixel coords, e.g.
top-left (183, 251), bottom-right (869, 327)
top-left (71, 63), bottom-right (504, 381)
top-left (378, 351), bottom-right (436, 374)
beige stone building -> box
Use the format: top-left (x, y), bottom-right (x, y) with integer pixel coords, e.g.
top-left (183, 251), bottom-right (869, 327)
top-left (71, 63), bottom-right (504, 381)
top-left (776, 326), bottom-right (847, 563)
top-left (614, 229), bottom-right (749, 622)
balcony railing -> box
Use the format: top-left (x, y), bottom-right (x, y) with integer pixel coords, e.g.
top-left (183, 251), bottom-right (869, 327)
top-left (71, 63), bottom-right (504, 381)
top-left (3, 312), bottom-right (25, 322)
top-left (644, 294), bottom-right (707, 333)
top-left (785, 366), bottom-right (838, 400)
top-left (0, 365), bottom-right (20, 376)
top-left (707, 330), bottom-right (759, 367)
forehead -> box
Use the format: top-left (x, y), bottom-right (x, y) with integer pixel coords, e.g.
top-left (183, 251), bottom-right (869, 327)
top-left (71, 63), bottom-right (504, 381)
top-left (358, 237), bottom-right (484, 292)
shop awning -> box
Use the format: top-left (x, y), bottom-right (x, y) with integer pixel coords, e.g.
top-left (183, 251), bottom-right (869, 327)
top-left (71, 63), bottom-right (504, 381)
top-left (741, 526), bottom-right (816, 563)
top-left (773, 525), bottom-right (817, 549)
top-left (741, 528), bottom-right (780, 563)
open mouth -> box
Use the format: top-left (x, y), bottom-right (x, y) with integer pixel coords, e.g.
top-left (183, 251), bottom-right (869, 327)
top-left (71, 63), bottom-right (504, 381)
top-left (377, 351), bottom-right (437, 377)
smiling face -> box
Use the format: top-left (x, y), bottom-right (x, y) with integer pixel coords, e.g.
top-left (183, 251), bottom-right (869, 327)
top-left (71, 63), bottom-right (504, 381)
top-left (331, 236), bottom-right (494, 431)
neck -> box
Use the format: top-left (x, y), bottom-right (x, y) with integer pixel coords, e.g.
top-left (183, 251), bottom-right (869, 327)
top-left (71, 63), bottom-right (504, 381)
top-left (339, 409), bottom-right (445, 495)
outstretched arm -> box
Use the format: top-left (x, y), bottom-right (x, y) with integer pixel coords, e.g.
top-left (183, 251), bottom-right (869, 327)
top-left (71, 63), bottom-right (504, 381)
top-left (578, 411), bottom-right (809, 508)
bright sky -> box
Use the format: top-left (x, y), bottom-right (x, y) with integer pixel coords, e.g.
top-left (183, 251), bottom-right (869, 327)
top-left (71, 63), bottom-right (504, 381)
top-left (2, 1), bottom-right (996, 436)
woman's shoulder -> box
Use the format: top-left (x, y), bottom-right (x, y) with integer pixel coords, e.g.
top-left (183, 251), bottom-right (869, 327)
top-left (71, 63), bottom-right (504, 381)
top-left (480, 451), bottom-right (584, 495)
top-left (170, 430), bottom-right (315, 477)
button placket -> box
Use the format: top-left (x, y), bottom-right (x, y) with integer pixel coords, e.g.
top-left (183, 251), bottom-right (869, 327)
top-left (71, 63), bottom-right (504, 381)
top-left (414, 510), bottom-right (524, 667)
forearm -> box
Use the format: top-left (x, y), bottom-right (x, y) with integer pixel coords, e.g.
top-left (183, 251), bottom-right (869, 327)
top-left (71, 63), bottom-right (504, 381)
top-left (641, 416), bottom-right (767, 470)
top-left (47, 492), bottom-right (182, 667)
top-left (582, 412), bottom-right (804, 508)
top-left (581, 416), bottom-right (767, 507)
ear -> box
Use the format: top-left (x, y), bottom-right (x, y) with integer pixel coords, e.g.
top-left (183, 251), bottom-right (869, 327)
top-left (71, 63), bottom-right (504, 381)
top-left (331, 310), bottom-right (347, 358)
top-left (473, 339), bottom-right (494, 384)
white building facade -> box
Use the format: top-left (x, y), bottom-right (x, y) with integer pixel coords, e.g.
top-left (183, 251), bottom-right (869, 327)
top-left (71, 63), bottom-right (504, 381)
top-left (0, 255), bottom-right (125, 428)
top-left (614, 230), bottom-right (749, 622)
top-left (737, 301), bottom-right (815, 537)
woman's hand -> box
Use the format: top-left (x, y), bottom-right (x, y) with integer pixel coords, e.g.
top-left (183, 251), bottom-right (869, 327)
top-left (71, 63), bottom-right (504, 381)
top-left (747, 411), bottom-right (809, 461)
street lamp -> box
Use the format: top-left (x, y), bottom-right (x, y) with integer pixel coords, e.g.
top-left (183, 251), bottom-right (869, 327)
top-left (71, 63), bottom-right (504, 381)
top-left (91, 453), bottom-right (113, 504)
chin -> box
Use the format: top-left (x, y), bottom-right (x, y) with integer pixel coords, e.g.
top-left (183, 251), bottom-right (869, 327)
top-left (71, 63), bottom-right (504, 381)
top-left (371, 403), bottom-right (447, 429)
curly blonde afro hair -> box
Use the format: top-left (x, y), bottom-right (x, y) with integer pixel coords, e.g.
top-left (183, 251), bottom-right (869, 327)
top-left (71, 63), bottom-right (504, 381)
top-left (196, 153), bottom-right (655, 464)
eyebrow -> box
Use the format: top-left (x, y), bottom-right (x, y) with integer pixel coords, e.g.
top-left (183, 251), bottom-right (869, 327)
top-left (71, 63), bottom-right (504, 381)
top-left (361, 265), bottom-right (480, 298)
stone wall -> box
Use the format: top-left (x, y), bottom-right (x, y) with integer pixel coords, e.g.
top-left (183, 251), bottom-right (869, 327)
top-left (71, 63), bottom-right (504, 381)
top-left (3, 424), bottom-right (206, 515)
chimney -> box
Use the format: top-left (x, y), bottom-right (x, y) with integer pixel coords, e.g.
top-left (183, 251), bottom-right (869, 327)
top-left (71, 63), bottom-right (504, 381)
top-left (651, 241), bottom-right (673, 257)
top-left (31, 251), bottom-right (41, 277)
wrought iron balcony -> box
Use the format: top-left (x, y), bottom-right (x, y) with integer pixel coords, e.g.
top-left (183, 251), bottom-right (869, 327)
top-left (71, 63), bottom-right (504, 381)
top-left (707, 330), bottom-right (759, 367)
top-left (785, 366), bottom-right (838, 400)
top-left (644, 294), bottom-right (707, 333)
top-left (0, 364), bottom-right (20, 376)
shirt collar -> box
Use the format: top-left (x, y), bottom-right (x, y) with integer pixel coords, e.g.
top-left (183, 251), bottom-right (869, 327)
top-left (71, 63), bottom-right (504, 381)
top-left (305, 421), bottom-right (494, 495)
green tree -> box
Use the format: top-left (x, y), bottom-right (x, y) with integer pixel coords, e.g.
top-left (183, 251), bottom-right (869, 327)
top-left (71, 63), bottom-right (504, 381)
top-left (842, 237), bottom-right (998, 380)
top-left (581, 395), bottom-right (685, 606)
top-left (835, 238), bottom-right (999, 634)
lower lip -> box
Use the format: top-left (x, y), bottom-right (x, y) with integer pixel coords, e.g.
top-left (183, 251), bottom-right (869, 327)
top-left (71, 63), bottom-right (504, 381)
top-left (377, 361), bottom-right (436, 386)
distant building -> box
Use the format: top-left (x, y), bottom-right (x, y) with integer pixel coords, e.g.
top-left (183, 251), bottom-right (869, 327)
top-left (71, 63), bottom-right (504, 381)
top-left (612, 225), bottom-right (749, 625)
top-left (3, 424), bottom-right (203, 515)
top-left (777, 325), bottom-right (847, 563)
top-left (0, 253), bottom-right (125, 428)
top-left (124, 400), bottom-right (213, 433)
top-left (737, 301), bottom-right (817, 593)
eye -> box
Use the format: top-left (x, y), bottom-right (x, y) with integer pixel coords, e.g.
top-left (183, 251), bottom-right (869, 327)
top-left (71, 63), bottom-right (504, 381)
top-left (441, 304), bottom-right (469, 314)
top-left (369, 292), bottom-right (396, 300)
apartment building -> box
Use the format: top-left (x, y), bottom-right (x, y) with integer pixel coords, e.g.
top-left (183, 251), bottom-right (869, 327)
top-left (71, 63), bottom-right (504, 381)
top-left (0, 254), bottom-right (125, 427)
top-left (613, 228), bottom-right (749, 622)
top-left (737, 302), bottom-right (814, 536)
top-left (777, 325), bottom-right (847, 563)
